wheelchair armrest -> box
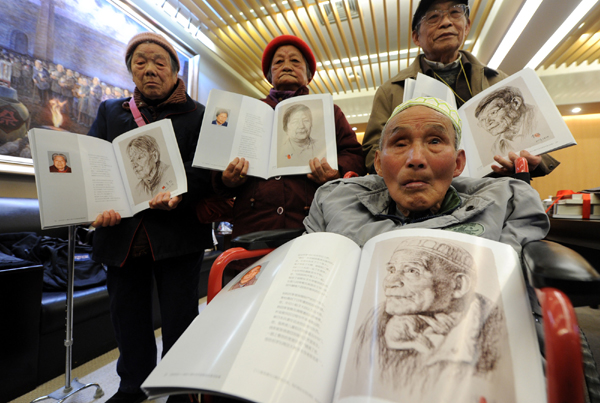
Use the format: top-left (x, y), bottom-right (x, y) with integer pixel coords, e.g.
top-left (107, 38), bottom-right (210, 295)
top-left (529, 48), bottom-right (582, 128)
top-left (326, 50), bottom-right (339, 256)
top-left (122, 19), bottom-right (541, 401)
top-left (208, 247), bottom-right (274, 303)
top-left (231, 228), bottom-right (306, 250)
top-left (539, 287), bottom-right (584, 403)
top-left (522, 240), bottom-right (600, 307)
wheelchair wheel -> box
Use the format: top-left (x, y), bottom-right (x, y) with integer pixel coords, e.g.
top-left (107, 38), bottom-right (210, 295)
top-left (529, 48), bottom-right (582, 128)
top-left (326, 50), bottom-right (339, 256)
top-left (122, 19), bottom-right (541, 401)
top-left (581, 329), bottom-right (600, 403)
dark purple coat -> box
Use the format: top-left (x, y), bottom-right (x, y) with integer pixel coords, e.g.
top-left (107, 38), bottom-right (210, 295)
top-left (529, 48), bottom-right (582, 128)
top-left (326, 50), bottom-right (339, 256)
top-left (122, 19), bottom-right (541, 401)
top-left (213, 86), bottom-right (366, 237)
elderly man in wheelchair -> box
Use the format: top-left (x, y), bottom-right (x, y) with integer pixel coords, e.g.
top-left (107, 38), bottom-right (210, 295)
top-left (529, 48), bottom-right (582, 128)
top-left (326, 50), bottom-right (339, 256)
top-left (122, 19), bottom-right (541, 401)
top-left (200, 97), bottom-right (600, 403)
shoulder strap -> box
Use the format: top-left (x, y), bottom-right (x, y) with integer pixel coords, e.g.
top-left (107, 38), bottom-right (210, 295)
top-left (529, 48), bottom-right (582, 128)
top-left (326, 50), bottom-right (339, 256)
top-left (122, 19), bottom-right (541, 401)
top-left (129, 98), bottom-right (146, 127)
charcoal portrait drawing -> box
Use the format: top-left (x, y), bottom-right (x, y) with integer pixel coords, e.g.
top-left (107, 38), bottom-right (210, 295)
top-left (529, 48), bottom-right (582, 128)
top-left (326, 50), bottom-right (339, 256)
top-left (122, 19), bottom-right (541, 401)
top-left (125, 134), bottom-right (176, 204)
top-left (464, 78), bottom-right (555, 167)
top-left (339, 237), bottom-right (516, 403)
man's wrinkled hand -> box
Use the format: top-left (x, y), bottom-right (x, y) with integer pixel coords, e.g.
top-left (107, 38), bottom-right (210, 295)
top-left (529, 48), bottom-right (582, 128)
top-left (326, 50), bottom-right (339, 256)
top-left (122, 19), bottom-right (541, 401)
top-left (149, 192), bottom-right (181, 210)
top-left (308, 157), bottom-right (341, 185)
top-left (91, 209), bottom-right (121, 228)
top-left (491, 150), bottom-right (542, 176)
top-left (222, 157), bottom-right (249, 188)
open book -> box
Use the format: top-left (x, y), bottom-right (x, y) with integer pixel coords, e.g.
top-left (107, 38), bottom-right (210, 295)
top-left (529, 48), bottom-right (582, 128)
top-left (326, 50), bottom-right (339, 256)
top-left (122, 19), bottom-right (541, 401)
top-left (28, 120), bottom-right (187, 229)
top-left (404, 68), bottom-right (576, 177)
top-left (192, 89), bottom-right (338, 178)
top-left (142, 229), bottom-right (545, 403)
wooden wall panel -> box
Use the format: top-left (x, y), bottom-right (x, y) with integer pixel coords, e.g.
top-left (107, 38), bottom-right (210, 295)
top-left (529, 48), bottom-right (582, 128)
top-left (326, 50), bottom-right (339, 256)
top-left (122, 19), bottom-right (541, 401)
top-left (531, 114), bottom-right (600, 199)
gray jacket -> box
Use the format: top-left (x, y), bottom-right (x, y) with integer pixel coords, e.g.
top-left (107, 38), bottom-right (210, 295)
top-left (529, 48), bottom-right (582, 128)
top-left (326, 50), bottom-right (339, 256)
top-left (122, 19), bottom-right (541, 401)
top-left (304, 175), bottom-right (549, 254)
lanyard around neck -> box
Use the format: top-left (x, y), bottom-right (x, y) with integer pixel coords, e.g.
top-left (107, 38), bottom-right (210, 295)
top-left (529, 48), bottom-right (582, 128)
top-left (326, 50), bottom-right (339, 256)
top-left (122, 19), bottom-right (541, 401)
top-left (432, 58), bottom-right (473, 105)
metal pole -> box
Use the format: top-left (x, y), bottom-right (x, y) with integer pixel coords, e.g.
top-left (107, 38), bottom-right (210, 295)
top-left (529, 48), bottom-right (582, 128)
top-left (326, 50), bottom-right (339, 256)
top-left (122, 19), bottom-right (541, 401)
top-left (64, 224), bottom-right (76, 390)
top-left (31, 226), bottom-right (103, 403)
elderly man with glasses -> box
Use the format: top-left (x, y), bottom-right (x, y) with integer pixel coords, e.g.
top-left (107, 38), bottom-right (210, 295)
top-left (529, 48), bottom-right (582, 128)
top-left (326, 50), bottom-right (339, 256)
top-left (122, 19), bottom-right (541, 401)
top-left (362, 0), bottom-right (559, 178)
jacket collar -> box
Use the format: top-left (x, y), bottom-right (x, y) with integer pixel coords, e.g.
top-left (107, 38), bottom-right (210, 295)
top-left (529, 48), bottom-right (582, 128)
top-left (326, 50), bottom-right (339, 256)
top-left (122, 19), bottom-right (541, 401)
top-left (267, 85), bottom-right (310, 104)
top-left (355, 176), bottom-right (460, 221)
top-left (125, 78), bottom-right (188, 111)
top-left (389, 51), bottom-right (501, 85)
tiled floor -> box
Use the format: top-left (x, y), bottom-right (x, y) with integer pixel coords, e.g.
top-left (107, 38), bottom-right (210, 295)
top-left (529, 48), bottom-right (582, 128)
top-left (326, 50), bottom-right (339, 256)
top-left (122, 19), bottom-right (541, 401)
top-left (12, 299), bottom-right (208, 403)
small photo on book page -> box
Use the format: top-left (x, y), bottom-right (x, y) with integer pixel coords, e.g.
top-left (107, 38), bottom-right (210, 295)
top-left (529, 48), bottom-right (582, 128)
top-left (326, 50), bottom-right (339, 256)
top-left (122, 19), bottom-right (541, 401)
top-left (335, 229), bottom-right (545, 403)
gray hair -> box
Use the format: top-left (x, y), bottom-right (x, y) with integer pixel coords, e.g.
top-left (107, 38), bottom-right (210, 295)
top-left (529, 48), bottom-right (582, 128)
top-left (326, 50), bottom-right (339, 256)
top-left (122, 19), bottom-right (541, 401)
top-left (126, 135), bottom-right (160, 161)
top-left (52, 153), bottom-right (67, 163)
top-left (215, 109), bottom-right (228, 118)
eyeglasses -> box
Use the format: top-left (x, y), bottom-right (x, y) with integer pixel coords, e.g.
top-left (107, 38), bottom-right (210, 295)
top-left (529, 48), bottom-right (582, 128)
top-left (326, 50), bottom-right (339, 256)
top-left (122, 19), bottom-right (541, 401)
top-left (419, 4), bottom-right (469, 27)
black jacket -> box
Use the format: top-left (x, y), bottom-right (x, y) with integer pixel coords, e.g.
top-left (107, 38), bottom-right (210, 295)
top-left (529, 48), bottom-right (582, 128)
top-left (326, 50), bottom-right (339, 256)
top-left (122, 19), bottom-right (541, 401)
top-left (87, 90), bottom-right (213, 267)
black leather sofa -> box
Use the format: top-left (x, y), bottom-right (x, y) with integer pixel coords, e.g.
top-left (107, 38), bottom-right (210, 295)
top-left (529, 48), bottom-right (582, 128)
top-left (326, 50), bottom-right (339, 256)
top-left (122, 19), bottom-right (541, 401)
top-left (0, 197), bottom-right (219, 402)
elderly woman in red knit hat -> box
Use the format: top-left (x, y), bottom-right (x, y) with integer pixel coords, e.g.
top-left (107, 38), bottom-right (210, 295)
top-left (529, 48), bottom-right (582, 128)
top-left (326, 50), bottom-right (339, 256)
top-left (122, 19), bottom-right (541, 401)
top-left (88, 32), bottom-right (214, 403)
top-left (212, 35), bottom-right (366, 243)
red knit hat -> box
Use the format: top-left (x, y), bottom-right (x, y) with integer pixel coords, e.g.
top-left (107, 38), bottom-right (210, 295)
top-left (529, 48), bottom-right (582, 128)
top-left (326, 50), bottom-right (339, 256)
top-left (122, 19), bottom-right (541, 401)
top-left (125, 32), bottom-right (180, 72)
top-left (262, 35), bottom-right (316, 84)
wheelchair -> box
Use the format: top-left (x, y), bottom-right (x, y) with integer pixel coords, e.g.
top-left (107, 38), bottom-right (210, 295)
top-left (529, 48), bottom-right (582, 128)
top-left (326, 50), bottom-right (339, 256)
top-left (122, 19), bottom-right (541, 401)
top-left (205, 162), bottom-right (600, 403)
top-left (207, 227), bottom-right (600, 403)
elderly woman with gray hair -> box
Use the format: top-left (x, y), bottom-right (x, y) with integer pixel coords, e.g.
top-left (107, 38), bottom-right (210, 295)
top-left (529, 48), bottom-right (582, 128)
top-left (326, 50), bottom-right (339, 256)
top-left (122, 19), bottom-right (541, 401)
top-left (87, 32), bottom-right (213, 403)
top-left (212, 108), bottom-right (229, 126)
top-left (212, 35), bottom-right (366, 241)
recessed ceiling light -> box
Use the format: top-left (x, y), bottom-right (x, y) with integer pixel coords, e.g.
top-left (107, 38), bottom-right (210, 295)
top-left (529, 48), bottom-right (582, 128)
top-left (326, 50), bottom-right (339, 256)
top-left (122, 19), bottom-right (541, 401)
top-left (572, 107), bottom-right (582, 113)
top-left (352, 127), bottom-right (357, 131)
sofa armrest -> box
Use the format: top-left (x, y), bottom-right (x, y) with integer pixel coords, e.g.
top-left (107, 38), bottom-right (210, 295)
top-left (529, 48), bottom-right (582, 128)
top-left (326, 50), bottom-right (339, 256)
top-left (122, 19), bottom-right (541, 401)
top-left (522, 240), bottom-right (600, 307)
top-left (0, 197), bottom-right (68, 239)
top-left (231, 228), bottom-right (306, 250)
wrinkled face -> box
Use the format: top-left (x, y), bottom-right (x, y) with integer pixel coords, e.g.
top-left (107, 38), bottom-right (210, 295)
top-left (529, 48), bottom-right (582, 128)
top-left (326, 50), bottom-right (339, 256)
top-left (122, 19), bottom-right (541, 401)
top-left (270, 45), bottom-right (309, 91)
top-left (477, 98), bottom-right (516, 136)
top-left (131, 43), bottom-right (177, 100)
top-left (129, 148), bottom-right (157, 180)
top-left (216, 112), bottom-right (228, 125)
top-left (286, 110), bottom-right (312, 141)
top-left (53, 156), bottom-right (67, 171)
top-left (374, 106), bottom-right (465, 215)
top-left (384, 249), bottom-right (450, 316)
top-left (412, 0), bottom-right (471, 64)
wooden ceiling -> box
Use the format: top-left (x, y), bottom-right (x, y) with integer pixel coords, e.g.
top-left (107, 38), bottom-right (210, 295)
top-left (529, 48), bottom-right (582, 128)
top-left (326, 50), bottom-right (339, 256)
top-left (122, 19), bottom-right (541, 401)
top-left (541, 3), bottom-right (600, 70)
top-left (161, 0), bottom-right (600, 98)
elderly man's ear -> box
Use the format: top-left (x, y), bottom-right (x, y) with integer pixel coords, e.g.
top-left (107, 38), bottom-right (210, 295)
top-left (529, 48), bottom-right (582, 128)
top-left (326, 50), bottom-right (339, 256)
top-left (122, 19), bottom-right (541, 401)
top-left (511, 97), bottom-right (523, 111)
top-left (374, 150), bottom-right (382, 176)
top-left (453, 150), bottom-right (467, 178)
top-left (452, 273), bottom-right (472, 299)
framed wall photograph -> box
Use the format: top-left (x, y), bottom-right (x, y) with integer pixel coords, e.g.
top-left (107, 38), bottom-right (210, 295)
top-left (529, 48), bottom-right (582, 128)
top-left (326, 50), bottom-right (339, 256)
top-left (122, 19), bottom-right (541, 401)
top-left (0, 0), bottom-right (195, 174)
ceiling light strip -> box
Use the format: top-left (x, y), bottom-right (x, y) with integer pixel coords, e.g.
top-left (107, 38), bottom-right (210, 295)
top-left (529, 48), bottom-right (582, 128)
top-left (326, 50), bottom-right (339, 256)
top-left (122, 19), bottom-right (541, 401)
top-left (526, 0), bottom-right (600, 69)
top-left (487, 0), bottom-right (543, 69)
